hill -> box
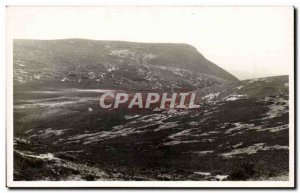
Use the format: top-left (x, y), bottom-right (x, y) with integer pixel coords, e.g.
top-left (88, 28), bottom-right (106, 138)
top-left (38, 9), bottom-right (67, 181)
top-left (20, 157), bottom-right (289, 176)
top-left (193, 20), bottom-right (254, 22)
top-left (13, 75), bottom-right (289, 181)
top-left (13, 39), bottom-right (238, 91)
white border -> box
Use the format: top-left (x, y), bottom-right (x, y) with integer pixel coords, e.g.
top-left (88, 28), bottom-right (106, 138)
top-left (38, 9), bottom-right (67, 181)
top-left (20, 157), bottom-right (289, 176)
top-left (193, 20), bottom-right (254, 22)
top-left (5, 5), bottom-right (295, 188)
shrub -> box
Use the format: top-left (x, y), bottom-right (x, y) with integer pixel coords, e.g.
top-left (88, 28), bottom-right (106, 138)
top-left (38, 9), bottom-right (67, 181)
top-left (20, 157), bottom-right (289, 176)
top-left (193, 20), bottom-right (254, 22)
top-left (228, 161), bottom-right (255, 181)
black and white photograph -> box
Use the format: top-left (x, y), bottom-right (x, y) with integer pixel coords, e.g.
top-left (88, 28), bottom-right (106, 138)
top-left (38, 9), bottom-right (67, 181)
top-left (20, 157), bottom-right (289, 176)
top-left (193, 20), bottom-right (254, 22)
top-left (5, 6), bottom-right (295, 188)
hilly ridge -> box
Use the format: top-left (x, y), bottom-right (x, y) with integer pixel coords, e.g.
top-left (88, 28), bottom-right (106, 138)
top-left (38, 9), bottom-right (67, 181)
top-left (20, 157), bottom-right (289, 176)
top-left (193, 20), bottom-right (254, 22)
top-left (12, 39), bottom-right (290, 181)
top-left (14, 39), bottom-right (238, 91)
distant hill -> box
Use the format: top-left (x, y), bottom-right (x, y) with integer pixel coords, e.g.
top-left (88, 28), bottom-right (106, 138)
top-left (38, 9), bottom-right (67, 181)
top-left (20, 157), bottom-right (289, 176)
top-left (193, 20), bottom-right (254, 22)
top-left (13, 39), bottom-right (238, 91)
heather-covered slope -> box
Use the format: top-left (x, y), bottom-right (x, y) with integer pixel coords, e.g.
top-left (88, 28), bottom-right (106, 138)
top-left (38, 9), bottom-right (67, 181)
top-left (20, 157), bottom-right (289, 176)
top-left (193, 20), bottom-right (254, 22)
top-left (14, 76), bottom-right (289, 181)
top-left (13, 39), bottom-right (238, 91)
top-left (13, 39), bottom-right (289, 181)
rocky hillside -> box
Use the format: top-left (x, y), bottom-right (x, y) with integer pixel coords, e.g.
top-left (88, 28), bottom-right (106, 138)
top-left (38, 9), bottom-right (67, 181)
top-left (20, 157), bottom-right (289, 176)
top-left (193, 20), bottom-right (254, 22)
top-left (13, 39), bottom-right (289, 181)
top-left (13, 75), bottom-right (289, 181)
top-left (13, 39), bottom-right (238, 91)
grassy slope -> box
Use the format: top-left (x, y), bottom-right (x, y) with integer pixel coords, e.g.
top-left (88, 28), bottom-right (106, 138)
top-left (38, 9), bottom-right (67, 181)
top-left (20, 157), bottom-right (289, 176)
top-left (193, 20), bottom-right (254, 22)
top-left (13, 75), bottom-right (289, 181)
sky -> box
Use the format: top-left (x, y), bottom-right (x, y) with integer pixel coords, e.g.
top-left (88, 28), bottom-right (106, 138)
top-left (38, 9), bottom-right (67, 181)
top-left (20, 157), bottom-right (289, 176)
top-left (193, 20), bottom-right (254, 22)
top-left (7, 6), bottom-right (294, 80)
